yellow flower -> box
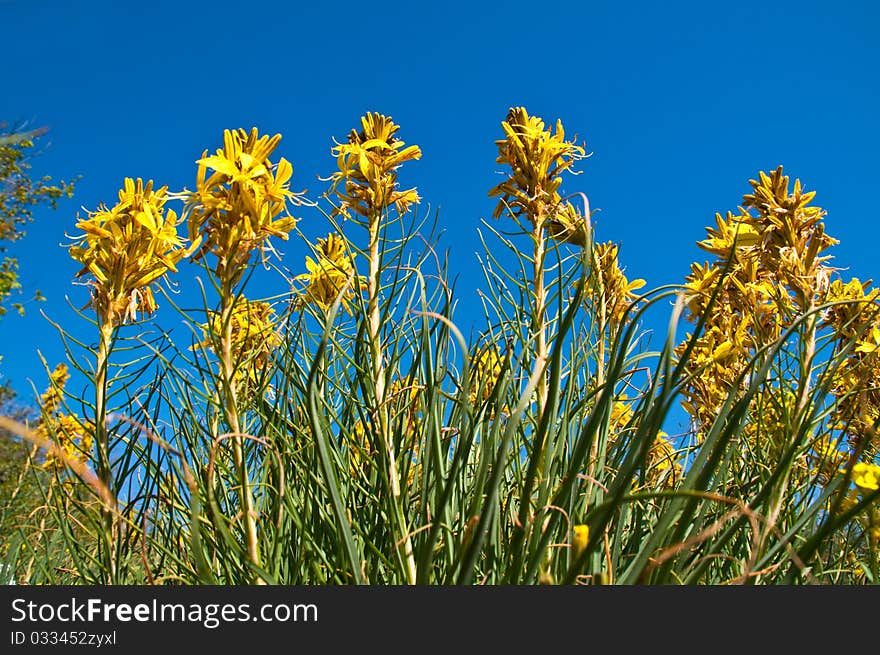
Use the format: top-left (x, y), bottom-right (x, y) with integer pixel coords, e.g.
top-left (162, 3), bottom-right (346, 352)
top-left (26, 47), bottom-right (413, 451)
top-left (571, 524), bottom-right (590, 562)
top-left (39, 363), bottom-right (70, 417)
top-left (609, 397), bottom-right (634, 437)
top-left (387, 376), bottom-right (423, 407)
top-left (196, 298), bottom-right (280, 389)
top-left (544, 201), bottom-right (590, 247)
top-left (347, 421), bottom-right (373, 478)
top-left (683, 262), bottom-right (722, 316)
top-left (188, 128), bottom-right (303, 283)
top-left (331, 112), bottom-right (422, 220)
top-left (696, 211), bottom-right (761, 261)
top-left (69, 178), bottom-right (190, 325)
top-left (645, 433), bottom-right (682, 489)
top-left (489, 107), bottom-right (587, 242)
top-left (854, 326), bottom-right (880, 354)
top-left (37, 364), bottom-right (94, 471)
top-left (822, 277), bottom-right (880, 452)
top-left (468, 345), bottom-right (504, 406)
top-left (851, 462), bottom-right (880, 492)
top-left (345, 417), bottom-right (421, 488)
top-left (677, 167), bottom-right (841, 438)
top-left (587, 242), bottom-right (646, 327)
top-left (295, 233), bottom-right (365, 315)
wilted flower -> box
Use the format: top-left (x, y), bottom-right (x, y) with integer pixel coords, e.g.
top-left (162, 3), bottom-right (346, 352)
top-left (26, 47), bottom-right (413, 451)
top-left (69, 178), bottom-right (189, 325)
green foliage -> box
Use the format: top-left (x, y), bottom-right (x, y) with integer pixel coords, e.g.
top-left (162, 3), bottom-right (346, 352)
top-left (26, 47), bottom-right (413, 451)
top-left (0, 122), bottom-right (77, 317)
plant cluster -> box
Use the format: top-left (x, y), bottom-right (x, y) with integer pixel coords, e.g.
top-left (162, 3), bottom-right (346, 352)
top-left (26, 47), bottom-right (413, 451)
top-left (2, 108), bottom-right (878, 585)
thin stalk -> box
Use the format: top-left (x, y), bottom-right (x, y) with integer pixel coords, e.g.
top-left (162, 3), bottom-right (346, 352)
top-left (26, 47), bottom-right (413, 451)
top-left (585, 251), bottom-right (608, 513)
top-left (218, 282), bottom-right (262, 583)
top-left (368, 212), bottom-right (416, 585)
top-left (94, 317), bottom-right (117, 583)
top-left (533, 223), bottom-right (548, 413)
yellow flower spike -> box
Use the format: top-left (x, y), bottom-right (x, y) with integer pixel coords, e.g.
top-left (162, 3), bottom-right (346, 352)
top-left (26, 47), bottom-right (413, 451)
top-left (822, 276), bottom-right (880, 449)
top-left (195, 297), bottom-right (280, 392)
top-left (188, 127), bottom-right (304, 284)
top-left (645, 433), bottom-right (682, 488)
top-left (587, 242), bottom-right (645, 327)
top-left (295, 233), bottom-right (366, 315)
top-left (331, 112), bottom-right (422, 220)
top-left (489, 107), bottom-right (587, 239)
top-left (571, 524), bottom-right (590, 562)
top-left (37, 364), bottom-right (94, 471)
top-left (40, 363), bottom-right (70, 416)
top-left (677, 167), bottom-right (847, 440)
top-left (69, 177), bottom-right (190, 326)
top-left (468, 345), bottom-right (504, 406)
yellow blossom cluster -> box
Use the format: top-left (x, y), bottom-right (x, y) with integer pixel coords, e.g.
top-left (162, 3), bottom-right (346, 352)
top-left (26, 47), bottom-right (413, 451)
top-left (823, 277), bottom-right (880, 455)
top-left (188, 128), bottom-right (301, 283)
top-left (37, 364), bottom-right (94, 471)
top-left (69, 178), bottom-right (189, 325)
top-left (295, 233), bottom-right (365, 314)
top-left (838, 461), bottom-right (880, 551)
top-left (489, 107), bottom-right (588, 246)
top-left (807, 435), bottom-right (846, 486)
top-left (678, 167), bottom-right (838, 437)
top-left (468, 345), bottom-right (504, 407)
top-left (644, 433), bottom-right (682, 489)
top-left (851, 462), bottom-right (880, 492)
top-left (588, 242), bottom-right (646, 329)
top-left (332, 113), bottom-right (422, 220)
top-left (196, 298), bottom-right (280, 390)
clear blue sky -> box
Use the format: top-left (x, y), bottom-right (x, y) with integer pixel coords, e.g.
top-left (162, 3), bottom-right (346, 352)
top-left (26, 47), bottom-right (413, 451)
top-left (2, 0), bottom-right (878, 405)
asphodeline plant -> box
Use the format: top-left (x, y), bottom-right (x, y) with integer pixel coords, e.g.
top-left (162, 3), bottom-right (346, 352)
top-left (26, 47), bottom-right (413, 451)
top-left (6, 108), bottom-right (880, 587)
top-left (330, 112), bottom-right (422, 583)
top-left (489, 107), bottom-right (587, 414)
top-left (679, 167), bottom-right (838, 439)
top-left (67, 177), bottom-right (190, 581)
top-left (670, 166), bottom-right (880, 577)
top-left (186, 127), bottom-right (302, 582)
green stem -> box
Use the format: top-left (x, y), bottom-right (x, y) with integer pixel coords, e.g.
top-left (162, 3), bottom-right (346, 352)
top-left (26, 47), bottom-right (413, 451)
top-left (218, 283), bottom-right (263, 583)
top-left (368, 212), bottom-right (416, 585)
top-left (95, 317), bottom-right (117, 583)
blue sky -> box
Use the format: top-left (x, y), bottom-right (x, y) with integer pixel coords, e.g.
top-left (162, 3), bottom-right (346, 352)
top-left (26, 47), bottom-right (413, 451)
top-left (1, 0), bottom-right (878, 405)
